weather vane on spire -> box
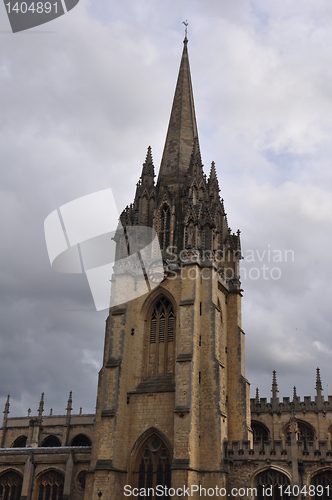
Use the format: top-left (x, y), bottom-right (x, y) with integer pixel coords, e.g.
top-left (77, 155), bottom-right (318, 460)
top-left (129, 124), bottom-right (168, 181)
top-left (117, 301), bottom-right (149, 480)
top-left (182, 20), bottom-right (188, 38)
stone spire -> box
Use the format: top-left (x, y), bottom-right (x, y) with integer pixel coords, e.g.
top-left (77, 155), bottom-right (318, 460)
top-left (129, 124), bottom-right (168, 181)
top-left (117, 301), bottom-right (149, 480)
top-left (316, 367), bottom-right (323, 399)
top-left (208, 161), bottom-right (221, 201)
top-left (271, 370), bottom-right (279, 400)
top-left (208, 161), bottom-right (219, 186)
top-left (140, 146), bottom-right (155, 188)
top-left (38, 392), bottom-right (44, 419)
top-left (158, 37), bottom-right (199, 188)
top-left (255, 387), bottom-right (259, 404)
top-left (293, 386), bottom-right (297, 402)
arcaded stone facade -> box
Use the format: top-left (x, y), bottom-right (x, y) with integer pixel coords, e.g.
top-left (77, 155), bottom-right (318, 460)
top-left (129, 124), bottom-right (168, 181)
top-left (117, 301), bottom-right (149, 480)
top-left (1, 38), bottom-right (332, 500)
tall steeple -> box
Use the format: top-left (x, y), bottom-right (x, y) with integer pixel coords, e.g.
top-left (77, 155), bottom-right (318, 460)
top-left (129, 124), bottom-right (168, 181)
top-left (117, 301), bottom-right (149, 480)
top-left (158, 37), bottom-right (199, 188)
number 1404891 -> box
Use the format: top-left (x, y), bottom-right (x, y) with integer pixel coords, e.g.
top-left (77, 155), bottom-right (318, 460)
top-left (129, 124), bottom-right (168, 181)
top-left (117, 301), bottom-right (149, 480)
top-left (6, 2), bottom-right (58, 14)
top-left (279, 485), bottom-right (330, 497)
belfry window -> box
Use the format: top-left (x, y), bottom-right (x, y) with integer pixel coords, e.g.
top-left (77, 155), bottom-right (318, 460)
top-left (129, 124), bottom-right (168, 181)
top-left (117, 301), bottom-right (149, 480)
top-left (158, 204), bottom-right (171, 251)
top-left (0, 471), bottom-right (22, 500)
top-left (132, 435), bottom-right (171, 499)
top-left (149, 298), bottom-right (174, 345)
top-left (148, 297), bottom-right (175, 377)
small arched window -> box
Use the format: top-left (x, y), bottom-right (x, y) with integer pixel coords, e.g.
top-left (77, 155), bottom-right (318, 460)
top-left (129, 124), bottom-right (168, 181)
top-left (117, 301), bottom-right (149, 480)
top-left (12, 435), bottom-right (27, 448)
top-left (158, 204), bottom-right (171, 251)
top-left (147, 297), bottom-right (175, 378)
top-left (37, 471), bottom-right (64, 500)
top-left (77, 471), bottom-right (87, 492)
top-left (256, 470), bottom-right (290, 500)
top-left (70, 434), bottom-right (91, 447)
top-left (0, 471), bottom-right (22, 500)
top-left (132, 435), bottom-right (171, 498)
top-left (41, 435), bottom-right (61, 447)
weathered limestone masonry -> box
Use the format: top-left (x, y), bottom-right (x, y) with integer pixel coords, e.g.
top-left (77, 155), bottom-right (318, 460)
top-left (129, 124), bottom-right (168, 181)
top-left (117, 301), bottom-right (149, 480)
top-left (0, 393), bottom-right (93, 500)
top-left (3, 37), bottom-right (332, 500)
top-left (227, 369), bottom-right (332, 499)
top-left (87, 36), bottom-right (251, 500)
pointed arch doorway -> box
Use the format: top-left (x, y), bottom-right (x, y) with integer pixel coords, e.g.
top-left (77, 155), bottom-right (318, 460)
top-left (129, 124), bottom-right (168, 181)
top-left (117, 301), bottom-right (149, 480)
top-left (130, 431), bottom-right (172, 499)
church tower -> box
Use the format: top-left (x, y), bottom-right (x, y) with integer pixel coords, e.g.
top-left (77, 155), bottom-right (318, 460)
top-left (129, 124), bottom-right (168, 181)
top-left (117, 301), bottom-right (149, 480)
top-left (86, 37), bottom-right (251, 500)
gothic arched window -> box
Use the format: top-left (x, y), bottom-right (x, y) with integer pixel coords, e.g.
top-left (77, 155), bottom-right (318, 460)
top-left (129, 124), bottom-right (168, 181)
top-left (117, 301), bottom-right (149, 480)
top-left (132, 435), bottom-right (171, 499)
top-left (0, 471), bottom-right (22, 500)
top-left (147, 297), bottom-right (175, 377)
top-left (285, 421), bottom-right (314, 450)
top-left (311, 471), bottom-right (332, 500)
top-left (158, 204), bottom-right (171, 251)
top-left (255, 470), bottom-right (290, 500)
top-left (41, 435), bottom-right (61, 447)
top-left (37, 471), bottom-right (64, 500)
top-left (70, 434), bottom-right (91, 447)
top-left (252, 422), bottom-right (270, 449)
top-left (12, 435), bottom-right (27, 448)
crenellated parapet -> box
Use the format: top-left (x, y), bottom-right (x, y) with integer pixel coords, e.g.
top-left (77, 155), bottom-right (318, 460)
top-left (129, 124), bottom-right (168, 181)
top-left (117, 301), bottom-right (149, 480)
top-left (251, 368), bottom-right (332, 415)
top-left (226, 438), bottom-right (332, 461)
top-left (251, 395), bottom-right (332, 414)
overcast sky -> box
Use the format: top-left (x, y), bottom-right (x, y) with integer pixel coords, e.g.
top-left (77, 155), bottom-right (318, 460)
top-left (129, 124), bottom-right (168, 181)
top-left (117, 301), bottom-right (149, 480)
top-left (1, 0), bottom-right (332, 418)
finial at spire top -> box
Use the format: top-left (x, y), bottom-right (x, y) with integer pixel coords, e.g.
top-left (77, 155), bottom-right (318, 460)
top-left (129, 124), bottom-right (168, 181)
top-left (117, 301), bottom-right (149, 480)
top-left (182, 20), bottom-right (188, 41)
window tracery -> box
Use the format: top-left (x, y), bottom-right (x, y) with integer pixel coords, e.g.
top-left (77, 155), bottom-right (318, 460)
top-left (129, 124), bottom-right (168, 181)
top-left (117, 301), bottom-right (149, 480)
top-left (252, 422), bottom-right (269, 449)
top-left (255, 470), bottom-right (290, 500)
top-left (37, 471), bottom-right (64, 500)
top-left (285, 421), bottom-right (314, 450)
top-left (132, 435), bottom-right (171, 499)
top-left (0, 471), bottom-right (22, 500)
top-left (147, 297), bottom-right (175, 377)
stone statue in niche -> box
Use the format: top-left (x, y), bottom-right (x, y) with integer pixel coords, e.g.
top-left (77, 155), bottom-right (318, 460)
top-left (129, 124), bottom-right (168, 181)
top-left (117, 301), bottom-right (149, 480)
top-left (187, 223), bottom-right (194, 248)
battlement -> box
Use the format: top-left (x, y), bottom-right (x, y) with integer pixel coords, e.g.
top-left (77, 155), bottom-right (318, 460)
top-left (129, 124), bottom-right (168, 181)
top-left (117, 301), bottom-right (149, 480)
top-left (250, 395), bottom-right (332, 414)
top-left (226, 439), bottom-right (332, 462)
top-left (252, 368), bottom-right (331, 414)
